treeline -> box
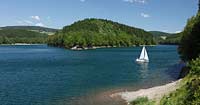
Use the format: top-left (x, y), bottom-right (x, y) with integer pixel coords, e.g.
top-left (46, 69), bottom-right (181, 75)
top-left (0, 29), bottom-right (48, 44)
top-left (48, 18), bottom-right (156, 48)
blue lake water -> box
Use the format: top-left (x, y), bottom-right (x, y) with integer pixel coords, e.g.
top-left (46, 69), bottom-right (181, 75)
top-left (0, 45), bottom-right (181, 105)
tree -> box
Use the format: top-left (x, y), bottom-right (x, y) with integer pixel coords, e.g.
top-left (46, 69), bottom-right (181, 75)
top-left (178, 12), bottom-right (200, 61)
top-left (199, 0), bottom-right (200, 12)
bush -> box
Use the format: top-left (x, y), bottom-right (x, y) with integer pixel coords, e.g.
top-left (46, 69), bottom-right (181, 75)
top-left (130, 97), bottom-right (155, 105)
top-left (160, 57), bottom-right (200, 105)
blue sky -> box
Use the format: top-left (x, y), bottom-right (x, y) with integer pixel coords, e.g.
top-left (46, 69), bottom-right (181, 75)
top-left (0, 0), bottom-right (198, 33)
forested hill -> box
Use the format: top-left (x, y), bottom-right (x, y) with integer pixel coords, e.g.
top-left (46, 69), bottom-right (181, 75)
top-left (150, 31), bottom-right (182, 44)
top-left (0, 26), bottom-right (58, 35)
top-left (149, 31), bottom-right (172, 37)
top-left (0, 29), bottom-right (48, 44)
top-left (0, 26), bottom-right (58, 44)
top-left (48, 18), bottom-right (156, 49)
top-left (160, 33), bottom-right (182, 44)
top-left (0, 26), bottom-right (58, 32)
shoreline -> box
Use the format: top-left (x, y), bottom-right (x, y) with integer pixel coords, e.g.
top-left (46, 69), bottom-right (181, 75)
top-left (110, 79), bottom-right (182, 105)
top-left (0, 43), bottom-right (45, 46)
top-left (68, 79), bottom-right (181, 105)
top-left (70, 45), bottom-right (157, 50)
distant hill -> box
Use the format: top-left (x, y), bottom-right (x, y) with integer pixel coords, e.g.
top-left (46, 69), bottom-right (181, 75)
top-left (0, 29), bottom-right (48, 44)
top-left (48, 18), bottom-right (156, 49)
top-left (150, 31), bottom-right (182, 44)
top-left (160, 33), bottom-right (182, 44)
top-left (0, 26), bottom-right (58, 35)
top-left (149, 31), bottom-right (172, 37)
top-left (149, 31), bottom-right (172, 43)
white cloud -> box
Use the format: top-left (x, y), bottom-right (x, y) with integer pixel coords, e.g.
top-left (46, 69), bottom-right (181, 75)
top-left (123, 0), bottom-right (147, 4)
top-left (35, 22), bottom-right (45, 27)
top-left (80, 0), bottom-right (85, 2)
top-left (47, 16), bottom-right (52, 22)
top-left (16, 16), bottom-right (48, 27)
top-left (16, 21), bottom-right (23, 24)
top-left (24, 20), bottom-right (33, 24)
top-left (162, 30), bottom-right (169, 32)
top-left (141, 13), bottom-right (150, 18)
top-left (31, 16), bottom-right (40, 21)
top-left (175, 30), bottom-right (181, 33)
top-left (17, 20), bottom-right (33, 25)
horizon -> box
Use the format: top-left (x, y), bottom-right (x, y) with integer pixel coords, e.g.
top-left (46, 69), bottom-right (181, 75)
top-left (0, 0), bottom-right (198, 33)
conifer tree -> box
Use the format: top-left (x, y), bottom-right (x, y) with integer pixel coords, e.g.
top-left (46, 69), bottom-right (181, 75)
top-left (199, 0), bottom-right (200, 11)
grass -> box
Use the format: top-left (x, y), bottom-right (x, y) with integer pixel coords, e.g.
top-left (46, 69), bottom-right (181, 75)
top-left (130, 97), bottom-right (155, 105)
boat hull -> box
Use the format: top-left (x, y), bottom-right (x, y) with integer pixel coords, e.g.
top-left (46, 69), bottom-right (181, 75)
top-left (136, 58), bottom-right (149, 63)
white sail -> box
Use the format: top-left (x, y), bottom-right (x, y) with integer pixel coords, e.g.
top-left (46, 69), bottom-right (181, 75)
top-left (136, 46), bottom-right (149, 63)
top-left (139, 47), bottom-right (145, 59)
top-left (144, 47), bottom-right (149, 60)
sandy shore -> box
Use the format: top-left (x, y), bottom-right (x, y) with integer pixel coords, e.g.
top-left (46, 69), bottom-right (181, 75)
top-left (110, 79), bottom-right (182, 104)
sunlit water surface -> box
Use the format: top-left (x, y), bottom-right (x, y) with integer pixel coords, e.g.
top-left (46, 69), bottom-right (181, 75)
top-left (0, 45), bottom-right (182, 105)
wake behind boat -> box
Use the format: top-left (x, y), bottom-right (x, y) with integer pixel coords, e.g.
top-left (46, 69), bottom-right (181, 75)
top-left (136, 46), bottom-right (149, 63)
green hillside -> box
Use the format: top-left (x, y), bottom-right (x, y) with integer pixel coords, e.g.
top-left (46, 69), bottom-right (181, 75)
top-left (150, 31), bottom-right (182, 44)
top-left (0, 29), bottom-right (48, 44)
top-left (149, 31), bottom-right (172, 36)
top-left (0, 26), bottom-right (58, 32)
top-left (48, 18), bottom-right (156, 49)
top-left (160, 33), bottom-right (182, 44)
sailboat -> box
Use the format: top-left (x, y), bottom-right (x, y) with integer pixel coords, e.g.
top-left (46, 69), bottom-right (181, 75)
top-left (136, 46), bottom-right (149, 63)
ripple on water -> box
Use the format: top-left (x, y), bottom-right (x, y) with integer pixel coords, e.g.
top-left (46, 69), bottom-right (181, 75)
top-left (0, 45), bottom-right (180, 105)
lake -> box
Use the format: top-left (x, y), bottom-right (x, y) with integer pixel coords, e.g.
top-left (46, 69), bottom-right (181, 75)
top-left (0, 45), bottom-right (181, 105)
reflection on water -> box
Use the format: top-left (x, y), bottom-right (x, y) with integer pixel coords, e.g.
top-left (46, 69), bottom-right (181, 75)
top-left (165, 62), bottom-right (186, 79)
top-left (137, 63), bottom-right (149, 79)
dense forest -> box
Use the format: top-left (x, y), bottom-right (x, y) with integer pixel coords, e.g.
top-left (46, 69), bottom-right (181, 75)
top-left (47, 19), bottom-right (156, 49)
top-left (0, 29), bottom-right (48, 44)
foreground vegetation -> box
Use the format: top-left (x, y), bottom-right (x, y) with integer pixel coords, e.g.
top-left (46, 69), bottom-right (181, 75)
top-left (179, 13), bottom-right (200, 61)
top-left (47, 19), bottom-right (156, 48)
top-left (131, 97), bottom-right (155, 105)
top-left (160, 57), bottom-right (200, 105)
